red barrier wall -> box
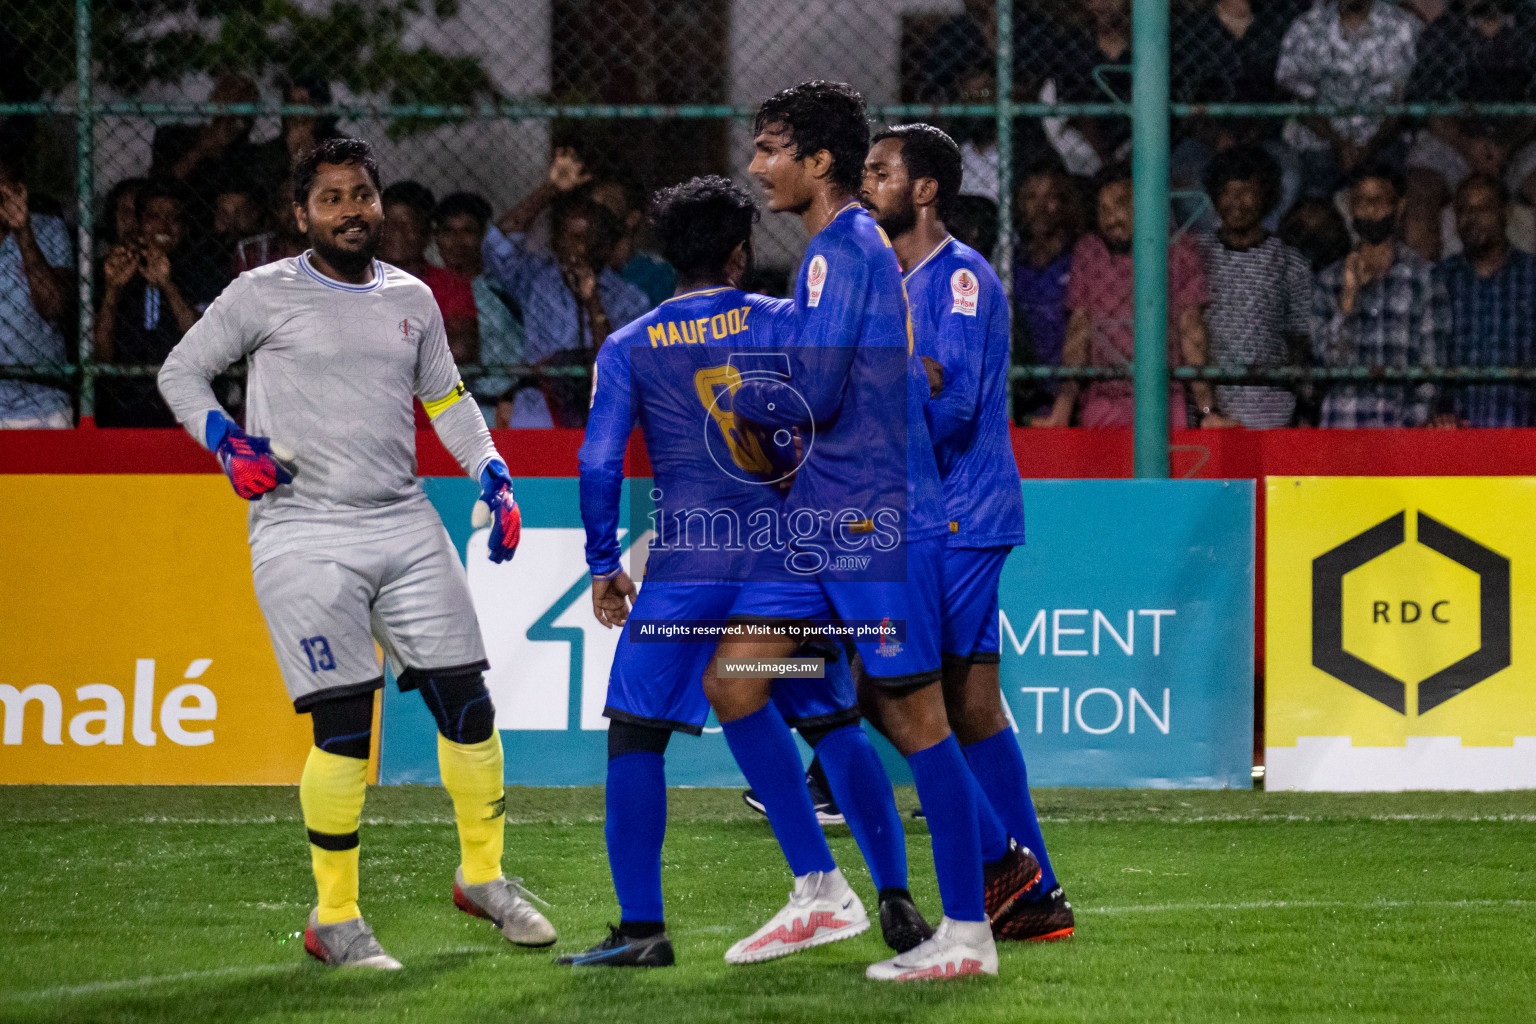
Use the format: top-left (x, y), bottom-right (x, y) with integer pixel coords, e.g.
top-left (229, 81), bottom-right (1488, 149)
top-left (5, 425), bottom-right (1534, 478)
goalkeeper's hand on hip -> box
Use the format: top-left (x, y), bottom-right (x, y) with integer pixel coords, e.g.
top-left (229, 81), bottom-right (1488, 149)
top-left (206, 410), bottom-right (296, 501)
top-left (473, 459), bottom-right (521, 564)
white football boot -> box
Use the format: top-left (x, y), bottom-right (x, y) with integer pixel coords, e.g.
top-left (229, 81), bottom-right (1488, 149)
top-left (453, 867), bottom-right (558, 947)
top-left (865, 916), bottom-right (998, 981)
top-left (724, 868), bottom-right (869, 964)
top-left (303, 909), bottom-right (402, 970)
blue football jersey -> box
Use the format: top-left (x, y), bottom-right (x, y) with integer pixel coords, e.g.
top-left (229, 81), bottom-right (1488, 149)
top-left (906, 236), bottom-right (1026, 548)
top-left (733, 203), bottom-right (947, 549)
top-left (579, 287), bottom-right (797, 582)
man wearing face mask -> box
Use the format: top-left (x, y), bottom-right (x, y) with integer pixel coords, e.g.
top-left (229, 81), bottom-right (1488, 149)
top-left (1311, 164), bottom-right (1450, 428)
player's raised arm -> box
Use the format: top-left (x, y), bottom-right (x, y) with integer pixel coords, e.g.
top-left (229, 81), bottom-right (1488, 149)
top-left (415, 302), bottom-right (520, 563)
top-left (158, 275), bottom-right (295, 500)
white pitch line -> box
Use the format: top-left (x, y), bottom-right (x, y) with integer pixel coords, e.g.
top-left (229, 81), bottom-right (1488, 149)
top-left (1, 963), bottom-right (295, 1003)
top-left (0, 945), bottom-right (496, 1005)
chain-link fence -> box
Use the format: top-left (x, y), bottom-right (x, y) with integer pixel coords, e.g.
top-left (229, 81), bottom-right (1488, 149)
top-left (3, 0), bottom-right (1536, 430)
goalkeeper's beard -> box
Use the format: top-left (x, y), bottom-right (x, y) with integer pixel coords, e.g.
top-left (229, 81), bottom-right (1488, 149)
top-left (311, 225), bottom-right (381, 278)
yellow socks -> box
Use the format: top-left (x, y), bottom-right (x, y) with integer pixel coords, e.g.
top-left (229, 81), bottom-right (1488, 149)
top-left (300, 746), bottom-right (368, 924)
top-left (437, 733), bottom-right (506, 885)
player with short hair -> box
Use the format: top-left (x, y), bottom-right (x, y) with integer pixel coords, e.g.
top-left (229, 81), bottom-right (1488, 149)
top-left (702, 81), bottom-right (1011, 981)
top-left (564, 175), bottom-right (923, 968)
top-left (863, 123), bottom-right (1075, 941)
top-left (157, 137), bottom-right (555, 969)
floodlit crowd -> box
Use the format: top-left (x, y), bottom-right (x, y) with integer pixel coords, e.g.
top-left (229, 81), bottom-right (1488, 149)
top-left (3, 0), bottom-right (1536, 429)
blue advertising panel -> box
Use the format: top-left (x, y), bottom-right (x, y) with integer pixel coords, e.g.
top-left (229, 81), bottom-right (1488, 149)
top-left (997, 480), bottom-right (1254, 788)
top-left (380, 478), bottom-right (1253, 788)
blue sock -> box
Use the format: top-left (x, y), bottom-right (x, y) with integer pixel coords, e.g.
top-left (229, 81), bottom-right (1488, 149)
top-left (721, 704), bottom-right (835, 877)
top-left (965, 728), bottom-right (1058, 893)
top-left (969, 765), bottom-right (1009, 864)
top-left (907, 735), bottom-right (985, 922)
top-left (605, 752), bottom-right (667, 924)
top-left (815, 724), bottom-right (906, 892)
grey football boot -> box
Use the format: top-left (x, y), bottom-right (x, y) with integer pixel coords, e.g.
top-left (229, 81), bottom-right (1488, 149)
top-left (303, 909), bottom-right (402, 969)
top-left (452, 867), bottom-right (558, 947)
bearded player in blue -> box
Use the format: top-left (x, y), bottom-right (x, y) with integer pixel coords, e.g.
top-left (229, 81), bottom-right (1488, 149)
top-left (565, 176), bottom-right (917, 968)
top-left (863, 124), bottom-right (1074, 941)
top-left (701, 82), bottom-right (1034, 982)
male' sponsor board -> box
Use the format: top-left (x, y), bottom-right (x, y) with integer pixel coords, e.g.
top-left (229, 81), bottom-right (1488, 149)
top-left (0, 477), bottom-right (312, 783)
top-left (1267, 477), bottom-right (1536, 790)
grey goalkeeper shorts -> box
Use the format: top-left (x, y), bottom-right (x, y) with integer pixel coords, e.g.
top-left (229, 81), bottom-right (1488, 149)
top-left (252, 523), bottom-right (488, 711)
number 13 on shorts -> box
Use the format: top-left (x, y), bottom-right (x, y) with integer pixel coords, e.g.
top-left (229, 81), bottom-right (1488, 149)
top-left (301, 635), bottom-right (336, 673)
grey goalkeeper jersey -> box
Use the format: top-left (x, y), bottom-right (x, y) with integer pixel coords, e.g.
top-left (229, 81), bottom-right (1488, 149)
top-left (159, 253), bottom-right (499, 567)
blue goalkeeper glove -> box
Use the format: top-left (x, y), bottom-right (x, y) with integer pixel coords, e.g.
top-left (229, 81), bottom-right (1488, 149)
top-left (473, 459), bottom-right (521, 563)
top-left (205, 410), bottom-right (296, 501)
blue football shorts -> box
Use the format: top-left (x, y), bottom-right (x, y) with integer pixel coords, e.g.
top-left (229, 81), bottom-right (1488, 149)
top-left (727, 534), bottom-right (945, 689)
top-left (941, 545), bottom-right (1011, 664)
top-left (604, 581), bottom-right (859, 734)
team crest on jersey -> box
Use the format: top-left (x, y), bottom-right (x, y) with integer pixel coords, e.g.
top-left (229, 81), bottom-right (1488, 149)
top-left (950, 269), bottom-right (979, 316)
top-left (400, 317), bottom-right (411, 338)
top-left (807, 254), bottom-right (828, 308)
top-left (875, 616), bottom-right (904, 658)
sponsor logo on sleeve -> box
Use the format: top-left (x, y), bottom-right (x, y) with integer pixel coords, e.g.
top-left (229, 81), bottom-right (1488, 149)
top-left (951, 268), bottom-right (979, 316)
top-left (807, 255), bottom-right (828, 308)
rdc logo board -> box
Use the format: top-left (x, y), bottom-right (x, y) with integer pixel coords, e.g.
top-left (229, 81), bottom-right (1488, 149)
top-left (1266, 477), bottom-right (1536, 791)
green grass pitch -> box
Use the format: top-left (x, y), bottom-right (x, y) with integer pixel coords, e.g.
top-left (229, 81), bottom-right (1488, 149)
top-left (1, 785), bottom-right (1533, 1023)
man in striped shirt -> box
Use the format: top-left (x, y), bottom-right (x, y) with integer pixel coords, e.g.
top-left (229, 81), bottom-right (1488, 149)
top-left (1198, 146), bottom-right (1312, 428)
top-left (1437, 174), bottom-right (1536, 427)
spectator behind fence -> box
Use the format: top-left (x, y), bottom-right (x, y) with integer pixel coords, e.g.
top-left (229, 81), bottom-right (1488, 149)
top-left (99, 177), bottom-right (146, 251)
top-left (483, 148), bottom-right (648, 428)
top-left (379, 180), bottom-right (478, 366)
top-left (1169, 0), bottom-right (1307, 234)
top-left (1048, 0), bottom-right (1242, 175)
top-left (1013, 163), bottom-right (1083, 420)
top-left (94, 180), bottom-right (227, 427)
top-left (1276, 0), bottom-right (1419, 197)
top-left (917, 0), bottom-right (1057, 102)
top-left (1438, 174), bottom-right (1536, 426)
top-left (1198, 146), bottom-right (1313, 428)
top-left (0, 156), bottom-right (73, 428)
top-left (1040, 164), bottom-right (1233, 428)
top-left (235, 178), bottom-right (306, 275)
top-left (433, 191), bottom-right (529, 427)
top-left (1403, 0), bottom-right (1536, 260)
top-left (1280, 195), bottom-right (1353, 272)
top-left (1187, 0), bottom-right (1308, 111)
top-left (1311, 164), bottom-right (1449, 427)
top-left (1050, 0), bottom-right (1136, 172)
top-left (948, 193), bottom-right (999, 262)
top-left (205, 179), bottom-right (265, 280)
top-left (589, 170), bottom-right (675, 309)
top-left (252, 75), bottom-right (346, 183)
top-left (149, 74), bottom-right (264, 232)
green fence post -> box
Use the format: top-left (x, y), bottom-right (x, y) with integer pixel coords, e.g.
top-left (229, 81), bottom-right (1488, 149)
top-left (1131, 0), bottom-right (1169, 477)
top-left (994, 0), bottom-right (1013, 297)
top-left (75, 0), bottom-right (95, 423)
top-left (995, 0), bottom-right (1015, 421)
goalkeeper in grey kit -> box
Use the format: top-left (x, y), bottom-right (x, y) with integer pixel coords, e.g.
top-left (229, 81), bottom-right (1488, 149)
top-left (157, 137), bottom-right (555, 969)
